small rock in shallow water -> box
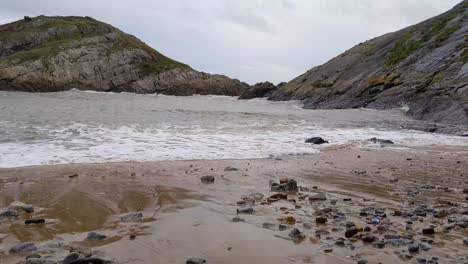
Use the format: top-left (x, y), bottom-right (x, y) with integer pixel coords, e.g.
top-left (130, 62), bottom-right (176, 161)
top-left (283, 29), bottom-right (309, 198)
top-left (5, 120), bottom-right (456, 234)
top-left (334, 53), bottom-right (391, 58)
top-left (200, 175), bottom-right (215, 183)
top-left (9, 242), bottom-right (36, 253)
top-left (186, 258), bottom-right (207, 264)
top-left (305, 137), bottom-right (328, 144)
top-left (86, 232), bottom-right (106, 240)
top-left (369, 138), bottom-right (394, 145)
top-left (25, 218), bottom-right (45, 225)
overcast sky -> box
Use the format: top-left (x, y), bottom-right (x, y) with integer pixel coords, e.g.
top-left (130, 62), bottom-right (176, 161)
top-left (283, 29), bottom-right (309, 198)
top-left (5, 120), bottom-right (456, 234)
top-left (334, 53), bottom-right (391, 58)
top-left (0, 0), bottom-right (462, 84)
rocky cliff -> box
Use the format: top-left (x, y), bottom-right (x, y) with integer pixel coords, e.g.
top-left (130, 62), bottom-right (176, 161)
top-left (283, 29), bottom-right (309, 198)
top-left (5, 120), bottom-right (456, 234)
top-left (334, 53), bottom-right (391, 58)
top-left (270, 1), bottom-right (468, 126)
top-left (0, 16), bottom-right (249, 95)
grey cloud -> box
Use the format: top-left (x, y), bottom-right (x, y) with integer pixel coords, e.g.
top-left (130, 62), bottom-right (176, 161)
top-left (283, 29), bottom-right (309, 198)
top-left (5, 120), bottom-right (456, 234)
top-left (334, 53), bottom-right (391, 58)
top-left (0, 0), bottom-right (463, 84)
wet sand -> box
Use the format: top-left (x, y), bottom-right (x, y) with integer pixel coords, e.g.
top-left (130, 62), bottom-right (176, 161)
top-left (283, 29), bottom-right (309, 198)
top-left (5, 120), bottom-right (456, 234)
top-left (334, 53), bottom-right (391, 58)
top-left (0, 145), bottom-right (467, 264)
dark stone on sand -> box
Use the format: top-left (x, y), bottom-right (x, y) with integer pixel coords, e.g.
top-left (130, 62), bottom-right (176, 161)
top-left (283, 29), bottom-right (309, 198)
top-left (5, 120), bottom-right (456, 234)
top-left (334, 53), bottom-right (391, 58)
top-left (279, 224), bottom-right (287, 231)
top-left (316, 217), bottom-right (328, 224)
top-left (224, 166), bottom-right (238, 171)
top-left (463, 238), bottom-right (468, 246)
top-left (270, 178), bottom-right (298, 192)
top-left (186, 258), bottom-right (207, 264)
top-left (26, 254), bottom-right (41, 259)
top-left (25, 219), bottom-right (45, 225)
top-left (308, 193), bottom-right (327, 202)
top-left (69, 258), bottom-right (110, 264)
top-left (288, 228), bottom-right (305, 242)
top-left (357, 260), bottom-right (368, 264)
top-left (422, 228), bottom-right (435, 235)
top-left (362, 235), bottom-right (377, 243)
top-left (200, 175), bottom-right (215, 183)
top-left (0, 210), bottom-right (19, 219)
top-left (68, 174), bottom-right (79, 178)
top-left (232, 217), bottom-right (245, 222)
top-left (345, 227), bottom-right (361, 238)
top-left (9, 242), bottom-right (37, 253)
top-left (63, 252), bottom-right (81, 264)
top-left (369, 138), bottom-right (394, 144)
top-left (408, 244), bottom-right (420, 253)
top-left (86, 232), bottom-right (106, 240)
top-left (236, 207), bottom-right (254, 214)
top-left (305, 137), bottom-right (328, 145)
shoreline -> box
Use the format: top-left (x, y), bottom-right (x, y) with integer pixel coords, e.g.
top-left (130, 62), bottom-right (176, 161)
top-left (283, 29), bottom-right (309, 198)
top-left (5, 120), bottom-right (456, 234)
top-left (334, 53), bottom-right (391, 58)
top-left (1, 146), bottom-right (467, 263)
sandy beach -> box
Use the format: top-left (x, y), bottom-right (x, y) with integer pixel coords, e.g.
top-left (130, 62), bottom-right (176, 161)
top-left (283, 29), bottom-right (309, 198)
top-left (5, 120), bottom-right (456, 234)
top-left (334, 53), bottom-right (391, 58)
top-left (1, 144), bottom-right (467, 264)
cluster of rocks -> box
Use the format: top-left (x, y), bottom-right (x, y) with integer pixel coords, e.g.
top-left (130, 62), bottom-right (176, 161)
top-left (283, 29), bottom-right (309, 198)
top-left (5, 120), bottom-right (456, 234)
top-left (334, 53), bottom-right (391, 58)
top-left (230, 177), bottom-right (468, 263)
top-left (4, 205), bottom-right (147, 264)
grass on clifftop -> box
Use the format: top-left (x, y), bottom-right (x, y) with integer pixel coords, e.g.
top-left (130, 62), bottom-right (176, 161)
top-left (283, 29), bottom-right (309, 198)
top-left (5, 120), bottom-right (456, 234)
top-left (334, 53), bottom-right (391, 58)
top-left (0, 15), bottom-right (187, 74)
top-left (386, 13), bottom-right (460, 66)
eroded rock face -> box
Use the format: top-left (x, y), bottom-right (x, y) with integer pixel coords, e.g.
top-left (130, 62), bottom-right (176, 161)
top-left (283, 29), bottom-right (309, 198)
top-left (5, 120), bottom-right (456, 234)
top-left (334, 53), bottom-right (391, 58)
top-left (269, 2), bottom-right (468, 127)
top-left (0, 16), bottom-right (249, 96)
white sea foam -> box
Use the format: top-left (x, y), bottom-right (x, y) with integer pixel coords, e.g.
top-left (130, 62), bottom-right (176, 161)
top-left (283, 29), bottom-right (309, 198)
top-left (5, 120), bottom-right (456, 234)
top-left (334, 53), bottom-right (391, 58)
top-left (0, 90), bottom-right (466, 168)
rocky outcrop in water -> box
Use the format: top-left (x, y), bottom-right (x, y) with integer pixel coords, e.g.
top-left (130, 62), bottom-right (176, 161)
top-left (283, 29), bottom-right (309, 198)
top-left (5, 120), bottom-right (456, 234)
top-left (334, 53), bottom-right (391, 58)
top-left (269, 1), bottom-right (468, 127)
top-left (238, 81), bottom-right (279, 99)
top-left (0, 16), bottom-right (249, 96)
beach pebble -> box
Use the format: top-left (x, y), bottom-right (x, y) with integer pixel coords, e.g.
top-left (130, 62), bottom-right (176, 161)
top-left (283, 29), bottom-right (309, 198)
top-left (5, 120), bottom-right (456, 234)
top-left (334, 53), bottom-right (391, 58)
top-left (200, 175), bottom-right (215, 183)
top-left (8, 201), bottom-right (34, 213)
top-left (25, 259), bottom-right (55, 264)
top-left (231, 217), bottom-right (245, 222)
top-left (362, 234), bottom-right (377, 243)
top-left (26, 254), bottom-right (41, 259)
top-left (345, 227), bottom-right (361, 238)
top-left (86, 232), bottom-right (106, 240)
top-left (408, 244), bottom-right (420, 253)
top-left (25, 218), bottom-right (45, 225)
top-left (10, 242), bottom-right (37, 253)
top-left (0, 209), bottom-right (19, 219)
top-left (120, 212), bottom-right (143, 222)
top-left (236, 207), bottom-right (254, 214)
top-left (224, 166), bottom-right (238, 171)
top-left (288, 228), bottom-right (305, 242)
top-left (63, 252), bottom-right (82, 264)
top-left (422, 228), bottom-right (435, 235)
top-left (463, 238), bottom-right (468, 245)
top-left (186, 258), bottom-right (206, 264)
top-left (67, 258), bottom-right (109, 264)
top-left (309, 193), bottom-right (327, 202)
top-left (316, 217), bottom-right (328, 224)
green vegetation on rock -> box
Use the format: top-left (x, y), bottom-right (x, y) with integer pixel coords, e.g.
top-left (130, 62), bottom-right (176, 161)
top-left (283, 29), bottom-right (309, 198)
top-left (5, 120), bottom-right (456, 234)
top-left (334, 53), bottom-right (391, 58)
top-left (386, 13), bottom-right (459, 66)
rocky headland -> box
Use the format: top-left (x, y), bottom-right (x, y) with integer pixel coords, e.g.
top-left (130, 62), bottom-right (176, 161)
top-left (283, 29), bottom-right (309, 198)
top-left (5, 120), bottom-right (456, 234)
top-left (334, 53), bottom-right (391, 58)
top-left (0, 16), bottom-right (249, 96)
top-left (268, 1), bottom-right (468, 128)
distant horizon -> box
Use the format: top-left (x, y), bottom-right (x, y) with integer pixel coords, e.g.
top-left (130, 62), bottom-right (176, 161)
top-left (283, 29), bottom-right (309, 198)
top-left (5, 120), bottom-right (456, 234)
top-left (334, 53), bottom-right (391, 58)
top-left (0, 0), bottom-right (462, 84)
